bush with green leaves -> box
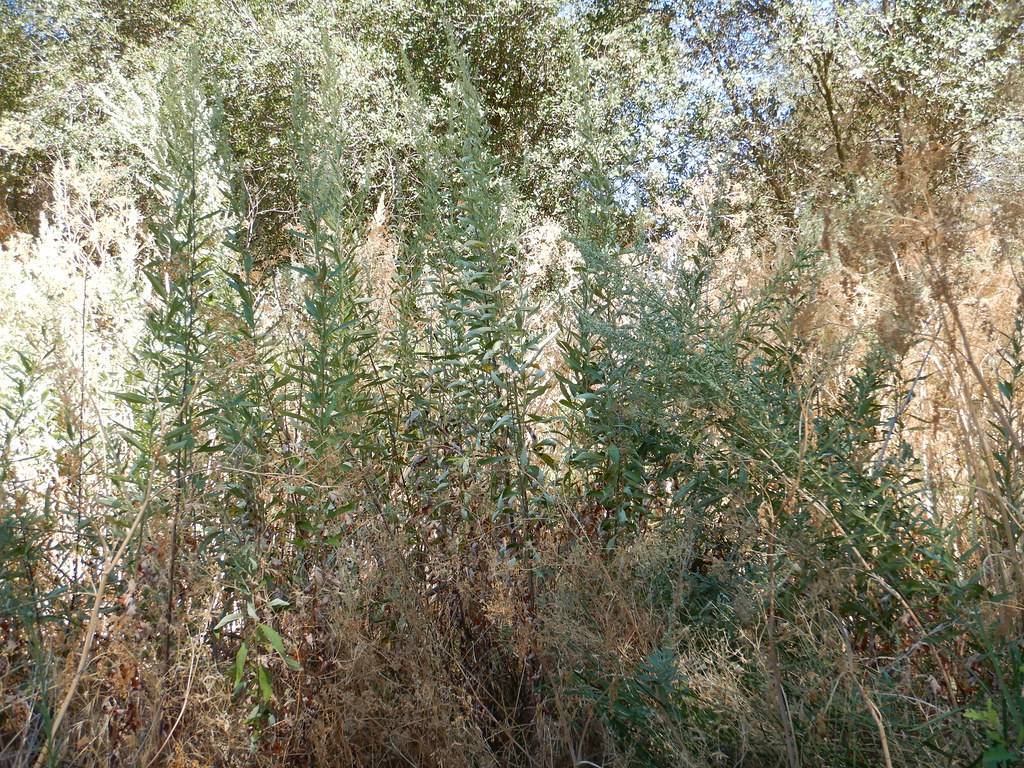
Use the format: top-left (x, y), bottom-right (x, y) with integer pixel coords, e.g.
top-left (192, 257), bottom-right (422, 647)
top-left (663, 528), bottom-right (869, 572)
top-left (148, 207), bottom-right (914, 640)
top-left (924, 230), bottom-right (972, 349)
top-left (2, 1), bottom-right (1024, 766)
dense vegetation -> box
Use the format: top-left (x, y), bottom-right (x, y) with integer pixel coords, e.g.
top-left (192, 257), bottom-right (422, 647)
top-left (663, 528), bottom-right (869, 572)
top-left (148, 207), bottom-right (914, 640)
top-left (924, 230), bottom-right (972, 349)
top-left (1, 0), bottom-right (1023, 765)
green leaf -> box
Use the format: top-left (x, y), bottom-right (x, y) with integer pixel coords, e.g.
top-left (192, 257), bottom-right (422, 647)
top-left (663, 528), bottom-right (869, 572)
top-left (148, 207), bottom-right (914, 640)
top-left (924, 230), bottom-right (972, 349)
top-left (233, 642), bottom-right (248, 689)
top-left (114, 391), bottom-right (149, 404)
top-left (535, 451), bottom-right (558, 470)
top-left (259, 623), bottom-right (286, 656)
top-left (257, 664), bottom-right (273, 703)
top-left (260, 623), bottom-right (302, 670)
top-left (982, 746), bottom-right (1017, 767)
top-left (966, 704), bottom-right (1000, 730)
top-left (214, 611), bottom-right (242, 631)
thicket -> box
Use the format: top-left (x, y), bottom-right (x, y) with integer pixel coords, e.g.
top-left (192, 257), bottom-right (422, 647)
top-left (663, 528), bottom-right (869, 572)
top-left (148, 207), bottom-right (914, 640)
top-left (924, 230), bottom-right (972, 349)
top-left (1, 1), bottom-right (1023, 766)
